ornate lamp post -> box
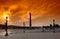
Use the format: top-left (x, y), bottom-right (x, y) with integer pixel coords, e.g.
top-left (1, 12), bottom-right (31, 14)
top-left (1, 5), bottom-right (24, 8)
top-left (5, 16), bottom-right (8, 36)
top-left (53, 19), bottom-right (55, 33)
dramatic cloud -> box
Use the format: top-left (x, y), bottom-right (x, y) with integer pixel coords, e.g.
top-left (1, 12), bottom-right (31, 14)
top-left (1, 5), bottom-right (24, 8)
top-left (0, 0), bottom-right (60, 26)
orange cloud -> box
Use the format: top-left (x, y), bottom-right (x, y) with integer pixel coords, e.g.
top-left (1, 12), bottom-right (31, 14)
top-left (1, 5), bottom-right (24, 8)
top-left (0, 0), bottom-right (60, 26)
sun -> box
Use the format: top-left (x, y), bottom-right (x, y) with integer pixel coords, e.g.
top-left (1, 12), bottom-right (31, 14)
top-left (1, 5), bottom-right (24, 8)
top-left (3, 14), bottom-right (9, 21)
top-left (2, 11), bottom-right (10, 21)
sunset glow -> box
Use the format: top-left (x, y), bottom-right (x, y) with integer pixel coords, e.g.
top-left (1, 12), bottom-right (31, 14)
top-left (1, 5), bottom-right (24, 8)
top-left (0, 0), bottom-right (60, 26)
top-left (3, 13), bottom-right (10, 21)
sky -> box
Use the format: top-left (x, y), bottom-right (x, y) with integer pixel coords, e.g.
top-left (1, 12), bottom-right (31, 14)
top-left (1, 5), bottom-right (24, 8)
top-left (0, 0), bottom-right (60, 26)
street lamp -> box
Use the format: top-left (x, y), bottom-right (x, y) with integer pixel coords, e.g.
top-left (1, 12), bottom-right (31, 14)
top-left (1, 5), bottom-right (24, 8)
top-left (5, 16), bottom-right (8, 36)
top-left (23, 22), bottom-right (25, 33)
